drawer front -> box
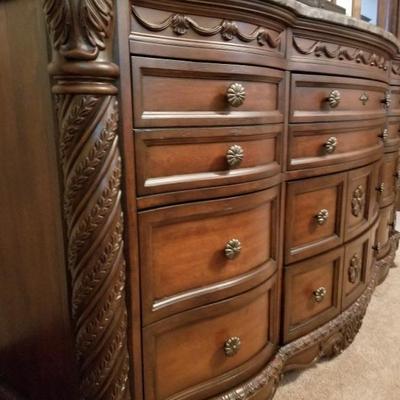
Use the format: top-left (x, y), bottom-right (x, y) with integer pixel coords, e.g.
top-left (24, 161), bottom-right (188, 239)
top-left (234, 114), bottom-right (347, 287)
top-left (135, 125), bottom-right (281, 195)
top-left (143, 278), bottom-right (279, 400)
top-left (290, 74), bottom-right (388, 123)
top-left (283, 248), bottom-right (343, 343)
top-left (132, 57), bottom-right (285, 128)
top-left (285, 173), bottom-right (346, 264)
top-left (288, 120), bottom-right (383, 170)
top-left (376, 204), bottom-right (396, 259)
top-left (389, 86), bottom-right (400, 117)
top-left (345, 163), bottom-right (379, 241)
top-left (384, 117), bottom-right (400, 148)
top-left (379, 151), bottom-right (398, 207)
top-left (342, 228), bottom-right (375, 309)
top-left (139, 188), bottom-right (279, 323)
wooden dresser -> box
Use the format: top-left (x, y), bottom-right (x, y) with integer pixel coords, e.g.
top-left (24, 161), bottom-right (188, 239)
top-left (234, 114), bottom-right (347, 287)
top-left (1, 1), bottom-right (400, 400)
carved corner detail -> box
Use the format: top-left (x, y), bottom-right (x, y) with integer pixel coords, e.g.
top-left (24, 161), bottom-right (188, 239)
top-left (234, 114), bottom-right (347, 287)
top-left (42, 1), bottom-right (131, 400)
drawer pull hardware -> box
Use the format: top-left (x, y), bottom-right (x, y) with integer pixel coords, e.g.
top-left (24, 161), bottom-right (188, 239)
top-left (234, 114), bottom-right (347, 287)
top-left (224, 336), bottom-right (241, 357)
top-left (372, 243), bottom-right (381, 253)
top-left (379, 128), bottom-right (389, 141)
top-left (226, 144), bottom-right (244, 167)
top-left (313, 287), bottom-right (327, 303)
top-left (381, 92), bottom-right (391, 110)
top-left (359, 92), bottom-right (369, 105)
top-left (226, 83), bottom-right (246, 107)
top-left (376, 183), bottom-right (385, 193)
top-left (224, 239), bottom-right (242, 260)
top-left (327, 90), bottom-right (341, 108)
top-left (351, 185), bottom-right (365, 217)
top-left (348, 254), bottom-right (361, 284)
top-left (324, 137), bottom-right (338, 154)
top-left (315, 209), bottom-right (329, 225)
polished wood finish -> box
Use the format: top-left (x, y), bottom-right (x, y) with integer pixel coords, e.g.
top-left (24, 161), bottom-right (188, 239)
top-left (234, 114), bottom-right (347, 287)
top-left (2, 1), bottom-right (400, 400)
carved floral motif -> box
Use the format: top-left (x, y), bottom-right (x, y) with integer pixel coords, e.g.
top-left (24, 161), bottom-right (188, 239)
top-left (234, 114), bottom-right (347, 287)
top-left (293, 37), bottom-right (389, 71)
top-left (42, 1), bottom-right (131, 400)
top-left (351, 185), bottom-right (365, 217)
top-left (132, 7), bottom-right (281, 49)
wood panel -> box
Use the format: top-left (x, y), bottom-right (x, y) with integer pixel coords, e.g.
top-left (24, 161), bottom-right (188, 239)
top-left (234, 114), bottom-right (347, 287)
top-left (135, 124), bottom-right (281, 195)
top-left (139, 188), bottom-right (279, 323)
top-left (143, 277), bottom-right (279, 400)
top-left (380, 151), bottom-right (399, 207)
top-left (132, 56), bottom-right (285, 128)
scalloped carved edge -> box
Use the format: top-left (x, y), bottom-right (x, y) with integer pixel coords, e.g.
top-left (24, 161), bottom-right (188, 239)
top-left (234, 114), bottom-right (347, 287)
top-left (132, 6), bottom-right (281, 49)
top-left (42, 1), bottom-right (132, 400)
top-left (213, 234), bottom-right (399, 400)
top-left (293, 37), bottom-right (389, 71)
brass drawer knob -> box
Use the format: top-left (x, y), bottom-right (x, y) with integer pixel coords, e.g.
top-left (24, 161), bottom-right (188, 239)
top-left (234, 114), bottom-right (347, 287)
top-left (224, 239), bottom-right (242, 260)
top-left (348, 254), bottom-right (361, 284)
top-left (224, 336), bottom-right (241, 357)
top-left (381, 92), bottom-right (391, 110)
top-left (359, 92), bottom-right (369, 105)
top-left (313, 287), bottom-right (327, 303)
top-left (226, 83), bottom-right (246, 107)
top-left (226, 144), bottom-right (244, 167)
top-left (328, 90), bottom-right (341, 108)
top-left (379, 128), bottom-right (389, 141)
top-left (324, 137), bottom-right (338, 154)
top-left (376, 183), bottom-right (385, 193)
top-left (315, 209), bottom-right (329, 225)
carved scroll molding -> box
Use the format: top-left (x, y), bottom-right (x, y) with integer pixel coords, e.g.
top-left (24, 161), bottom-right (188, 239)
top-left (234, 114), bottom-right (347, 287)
top-left (293, 37), bottom-right (389, 71)
top-left (213, 247), bottom-right (393, 400)
top-left (42, 1), bottom-right (131, 400)
top-left (132, 7), bottom-right (281, 49)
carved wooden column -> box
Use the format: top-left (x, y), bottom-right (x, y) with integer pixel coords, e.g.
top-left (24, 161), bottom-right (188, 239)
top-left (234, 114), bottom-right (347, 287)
top-left (42, 1), bottom-right (131, 399)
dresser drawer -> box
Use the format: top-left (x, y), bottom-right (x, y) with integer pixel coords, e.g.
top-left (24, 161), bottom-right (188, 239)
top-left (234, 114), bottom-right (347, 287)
top-left (135, 124), bottom-right (281, 195)
top-left (132, 57), bottom-right (285, 128)
top-left (285, 173), bottom-right (346, 264)
top-left (288, 119), bottom-right (383, 170)
top-left (143, 278), bottom-right (279, 400)
top-left (283, 248), bottom-right (343, 343)
top-left (290, 74), bottom-right (388, 123)
top-left (375, 204), bottom-right (396, 259)
top-left (344, 163), bottom-right (379, 241)
top-left (342, 227), bottom-right (375, 310)
top-left (139, 188), bottom-right (279, 323)
top-left (384, 118), bottom-right (400, 148)
top-left (379, 151), bottom-right (398, 207)
top-left (389, 86), bottom-right (400, 117)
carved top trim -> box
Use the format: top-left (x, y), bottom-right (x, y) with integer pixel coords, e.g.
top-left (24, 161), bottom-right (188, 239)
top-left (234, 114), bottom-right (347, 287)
top-left (293, 37), bottom-right (389, 71)
top-left (132, 7), bottom-right (281, 50)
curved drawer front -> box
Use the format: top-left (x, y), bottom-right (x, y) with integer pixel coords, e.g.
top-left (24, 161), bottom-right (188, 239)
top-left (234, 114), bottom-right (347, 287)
top-left (389, 86), bottom-right (400, 117)
top-left (379, 151), bottom-right (399, 207)
top-left (283, 247), bottom-right (343, 343)
top-left (143, 278), bottom-right (279, 400)
top-left (290, 74), bottom-right (388, 123)
top-left (132, 56), bottom-right (285, 128)
top-left (376, 204), bottom-right (396, 259)
top-left (384, 117), bottom-right (400, 148)
top-left (288, 119), bottom-right (383, 170)
top-left (139, 188), bottom-right (279, 323)
top-left (285, 173), bottom-right (346, 264)
top-left (135, 124), bottom-right (281, 195)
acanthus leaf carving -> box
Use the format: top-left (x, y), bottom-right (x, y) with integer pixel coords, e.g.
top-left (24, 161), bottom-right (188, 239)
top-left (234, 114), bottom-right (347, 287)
top-left (43, 0), bottom-right (72, 50)
top-left (132, 7), bottom-right (281, 50)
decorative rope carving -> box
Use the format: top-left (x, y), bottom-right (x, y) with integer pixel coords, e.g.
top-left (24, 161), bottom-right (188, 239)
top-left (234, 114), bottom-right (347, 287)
top-left (293, 37), bottom-right (389, 71)
top-left (132, 7), bottom-right (281, 49)
top-left (42, 1), bottom-right (131, 399)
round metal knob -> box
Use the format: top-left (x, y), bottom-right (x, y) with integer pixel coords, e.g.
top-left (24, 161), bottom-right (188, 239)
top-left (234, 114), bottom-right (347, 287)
top-left (315, 209), bottom-right (329, 225)
top-left (226, 83), bottom-right (246, 107)
top-left (359, 92), bottom-right (369, 105)
top-left (224, 336), bottom-right (241, 357)
top-left (324, 137), bottom-right (338, 154)
top-left (379, 128), bottom-right (389, 141)
top-left (313, 287), bottom-right (327, 303)
top-left (224, 239), bottom-right (241, 260)
top-left (226, 144), bottom-right (244, 168)
top-left (376, 183), bottom-right (385, 193)
top-left (381, 92), bottom-right (391, 110)
top-left (328, 90), bottom-right (341, 108)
